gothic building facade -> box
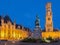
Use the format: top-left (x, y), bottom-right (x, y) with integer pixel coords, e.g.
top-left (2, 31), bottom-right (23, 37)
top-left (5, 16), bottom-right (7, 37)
top-left (0, 15), bottom-right (30, 41)
top-left (45, 3), bottom-right (53, 32)
top-left (0, 2), bottom-right (60, 40)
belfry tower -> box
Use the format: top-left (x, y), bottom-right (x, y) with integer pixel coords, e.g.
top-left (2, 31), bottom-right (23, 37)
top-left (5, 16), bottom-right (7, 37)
top-left (45, 3), bottom-right (53, 32)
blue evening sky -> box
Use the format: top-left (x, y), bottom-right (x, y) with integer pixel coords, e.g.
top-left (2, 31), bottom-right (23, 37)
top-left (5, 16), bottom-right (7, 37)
top-left (0, 0), bottom-right (60, 31)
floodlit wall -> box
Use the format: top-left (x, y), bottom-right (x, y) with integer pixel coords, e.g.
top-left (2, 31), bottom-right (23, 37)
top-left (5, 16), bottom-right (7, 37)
top-left (0, 19), bottom-right (29, 41)
top-left (42, 31), bottom-right (60, 39)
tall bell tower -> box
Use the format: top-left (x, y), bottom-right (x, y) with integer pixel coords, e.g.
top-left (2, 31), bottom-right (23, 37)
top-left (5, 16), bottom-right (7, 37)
top-left (45, 2), bottom-right (53, 32)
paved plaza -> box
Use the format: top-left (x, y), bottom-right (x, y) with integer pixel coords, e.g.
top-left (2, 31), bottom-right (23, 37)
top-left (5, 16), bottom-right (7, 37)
top-left (0, 41), bottom-right (60, 45)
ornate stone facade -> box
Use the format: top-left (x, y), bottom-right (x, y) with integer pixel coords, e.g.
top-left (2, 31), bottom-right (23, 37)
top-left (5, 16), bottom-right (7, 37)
top-left (45, 3), bottom-right (53, 32)
top-left (0, 15), bottom-right (29, 41)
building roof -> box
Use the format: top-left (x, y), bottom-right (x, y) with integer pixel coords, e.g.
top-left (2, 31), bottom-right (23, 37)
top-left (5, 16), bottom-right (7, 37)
top-left (4, 15), bottom-right (13, 23)
top-left (16, 24), bottom-right (22, 29)
top-left (0, 15), bottom-right (31, 32)
top-left (42, 28), bottom-right (59, 32)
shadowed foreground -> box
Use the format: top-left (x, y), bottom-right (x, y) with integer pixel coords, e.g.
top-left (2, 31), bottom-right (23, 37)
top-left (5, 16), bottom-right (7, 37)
top-left (0, 41), bottom-right (60, 45)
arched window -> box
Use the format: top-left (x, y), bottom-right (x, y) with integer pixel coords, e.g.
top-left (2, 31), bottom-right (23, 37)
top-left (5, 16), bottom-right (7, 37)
top-left (8, 24), bottom-right (11, 29)
top-left (48, 28), bottom-right (50, 31)
top-left (48, 18), bottom-right (50, 20)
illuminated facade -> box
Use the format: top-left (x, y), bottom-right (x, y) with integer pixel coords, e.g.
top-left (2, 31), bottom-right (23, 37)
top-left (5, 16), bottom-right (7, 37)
top-left (0, 2), bottom-right (60, 40)
top-left (0, 16), bottom-right (29, 41)
top-left (45, 3), bottom-right (53, 32)
top-left (42, 2), bottom-right (60, 39)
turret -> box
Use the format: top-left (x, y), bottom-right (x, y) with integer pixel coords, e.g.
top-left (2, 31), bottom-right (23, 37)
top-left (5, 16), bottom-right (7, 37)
top-left (1, 16), bottom-right (4, 26)
top-left (13, 19), bottom-right (16, 30)
top-left (35, 15), bottom-right (40, 28)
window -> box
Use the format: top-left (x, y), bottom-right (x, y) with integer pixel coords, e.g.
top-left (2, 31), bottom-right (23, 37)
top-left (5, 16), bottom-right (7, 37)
top-left (48, 29), bottom-right (50, 31)
top-left (8, 30), bottom-right (10, 38)
top-left (48, 18), bottom-right (50, 20)
top-left (8, 24), bottom-right (10, 29)
top-left (20, 37), bottom-right (22, 39)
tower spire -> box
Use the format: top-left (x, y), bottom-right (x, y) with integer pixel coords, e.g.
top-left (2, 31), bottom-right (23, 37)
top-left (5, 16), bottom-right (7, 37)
top-left (1, 14), bottom-right (4, 25)
top-left (46, 2), bottom-right (52, 16)
top-left (35, 14), bottom-right (40, 28)
top-left (46, 2), bottom-right (51, 11)
top-left (14, 19), bottom-right (16, 30)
